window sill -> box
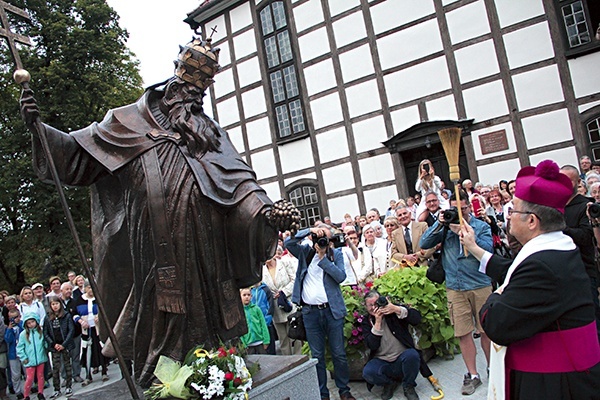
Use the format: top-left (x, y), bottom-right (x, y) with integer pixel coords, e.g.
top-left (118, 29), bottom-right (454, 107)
top-left (276, 131), bottom-right (310, 145)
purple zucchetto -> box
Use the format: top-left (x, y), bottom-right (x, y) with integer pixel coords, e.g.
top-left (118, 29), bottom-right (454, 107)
top-left (514, 160), bottom-right (573, 213)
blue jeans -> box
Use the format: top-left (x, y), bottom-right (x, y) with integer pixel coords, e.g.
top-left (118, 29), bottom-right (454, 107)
top-left (302, 306), bottom-right (351, 398)
top-left (362, 348), bottom-right (420, 388)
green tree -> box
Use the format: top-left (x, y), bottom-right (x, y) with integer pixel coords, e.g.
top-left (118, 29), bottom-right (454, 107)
top-left (0, 0), bottom-right (143, 292)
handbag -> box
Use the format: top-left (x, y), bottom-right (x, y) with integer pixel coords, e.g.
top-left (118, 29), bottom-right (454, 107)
top-left (277, 290), bottom-right (293, 313)
top-left (426, 226), bottom-right (448, 284)
top-left (287, 308), bottom-right (306, 341)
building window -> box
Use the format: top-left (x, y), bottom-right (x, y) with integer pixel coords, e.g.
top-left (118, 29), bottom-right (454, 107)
top-left (259, 1), bottom-right (306, 141)
top-left (288, 184), bottom-right (321, 228)
top-left (555, 0), bottom-right (600, 57)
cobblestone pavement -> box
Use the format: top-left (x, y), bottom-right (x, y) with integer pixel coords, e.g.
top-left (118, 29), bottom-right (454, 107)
top-left (327, 348), bottom-right (489, 400)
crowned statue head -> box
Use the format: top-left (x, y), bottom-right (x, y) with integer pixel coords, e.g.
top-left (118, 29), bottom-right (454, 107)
top-left (173, 36), bottom-right (221, 90)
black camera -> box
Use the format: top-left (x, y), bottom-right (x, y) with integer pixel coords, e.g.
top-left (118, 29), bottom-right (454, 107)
top-left (9, 318), bottom-right (15, 324)
top-left (590, 203), bottom-right (600, 219)
top-left (442, 207), bottom-right (460, 225)
top-left (311, 232), bottom-right (346, 248)
top-left (375, 296), bottom-right (388, 308)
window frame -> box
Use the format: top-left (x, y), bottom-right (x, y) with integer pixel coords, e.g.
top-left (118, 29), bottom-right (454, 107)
top-left (286, 180), bottom-right (322, 229)
top-left (258, 1), bottom-right (308, 143)
top-left (555, 0), bottom-right (600, 58)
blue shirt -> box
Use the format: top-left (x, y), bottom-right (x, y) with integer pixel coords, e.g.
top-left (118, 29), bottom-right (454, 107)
top-left (419, 216), bottom-right (493, 291)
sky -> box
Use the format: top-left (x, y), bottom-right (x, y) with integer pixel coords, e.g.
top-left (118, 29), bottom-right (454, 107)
top-left (106, 0), bottom-right (204, 86)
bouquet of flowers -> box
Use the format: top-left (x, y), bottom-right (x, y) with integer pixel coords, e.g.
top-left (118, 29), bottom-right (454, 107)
top-left (145, 345), bottom-right (253, 400)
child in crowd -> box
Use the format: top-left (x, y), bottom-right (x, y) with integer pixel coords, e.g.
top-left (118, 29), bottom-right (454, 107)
top-left (5, 309), bottom-right (24, 400)
top-left (16, 313), bottom-right (47, 400)
top-left (43, 297), bottom-right (74, 399)
top-left (250, 283), bottom-right (275, 354)
top-left (239, 288), bottom-right (270, 355)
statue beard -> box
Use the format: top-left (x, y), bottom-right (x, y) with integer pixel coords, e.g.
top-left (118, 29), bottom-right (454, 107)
top-left (163, 82), bottom-right (221, 159)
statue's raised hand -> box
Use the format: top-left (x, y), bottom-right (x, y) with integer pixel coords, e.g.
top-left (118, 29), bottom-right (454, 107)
top-left (267, 199), bottom-right (302, 234)
top-left (19, 88), bottom-right (40, 132)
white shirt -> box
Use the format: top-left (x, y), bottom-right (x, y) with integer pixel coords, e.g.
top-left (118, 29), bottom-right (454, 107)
top-left (301, 254), bottom-right (329, 305)
top-left (340, 246), bottom-right (358, 286)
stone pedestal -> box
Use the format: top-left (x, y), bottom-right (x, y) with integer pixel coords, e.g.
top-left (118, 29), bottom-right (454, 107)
top-left (247, 354), bottom-right (319, 400)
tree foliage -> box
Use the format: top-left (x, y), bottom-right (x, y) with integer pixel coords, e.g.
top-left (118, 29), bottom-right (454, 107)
top-left (0, 0), bottom-right (143, 292)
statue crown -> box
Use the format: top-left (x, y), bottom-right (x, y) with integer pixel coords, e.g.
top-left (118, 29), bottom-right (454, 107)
top-left (174, 37), bottom-right (221, 90)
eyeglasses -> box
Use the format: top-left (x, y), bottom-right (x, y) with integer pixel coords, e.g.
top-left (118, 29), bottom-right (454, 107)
top-left (507, 207), bottom-right (541, 221)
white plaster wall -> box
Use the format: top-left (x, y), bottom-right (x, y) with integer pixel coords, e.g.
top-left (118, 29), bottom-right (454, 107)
top-left (251, 148), bottom-right (277, 180)
top-left (214, 68), bottom-right (235, 98)
top-left (580, 100), bottom-right (600, 113)
top-left (322, 162), bottom-right (355, 193)
top-left (304, 59), bottom-right (337, 96)
top-left (246, 117), bottom-right (273, 150)
top-left (216, 96), bottom-right (240, 127)
top-left (426, 95), bottom-right (458, 121)
top-left (233, 30), bottom-right (257, 59)
top-left (463, 80), bottom-right (509, 122)
top-left (390, 106), bottom-right (421, 133)
top-left (384, 57), bottom-right (451, 105)
top-left (503, 22), bottom-right (554, 69)
top-left (316, 127), bottom-right (350, 163)
top-left (237, 57), bottom-right (262, 88)
top-left (521, 109), bottom-right (573, 149)
top-left (215, 40), bottom-right (231, 66)
top-left (310, 92), bottom-right (344, 130)
top-left (569, 52), bottom-right (600, 98)
top-left (377, 19), bottom-right (443, 69)
top-left (327, 194), bottom-right (360, 222)
top-left (454, 40), bottom-right (500, 83)
top-left (363, 186), bottom-right (399, 212)
top-left (298, 28), bottom-right (331, 62)
top-left (328, 0), bottom-right (360, 17)
top-left (370, 0), bottom-right (435, 34)
top-left (477, 158), bottom-right (522, 186)
top-left (442, 0), bottom-right (460, 5)
top-left (227, 126), bottom-right (245, 154)
top-left (494, 0), bottom-right (544, 28)
top-left (346, 79), bottom-right (381, 118)
top-left (206, 15), bottom-right (226, 43)
top-left (204, 93), bottom-right (214, 119)
top-left (446, 1), bottom-right (490, 45)
top-left (230, 2), bottom-right (252, 33)
top-left (260, 181), bottom-right (282, 202)
top-left (333, 12), bottom-right (367, 48)
top-left (359, 154), bottom-right (395, 185)
top-left (294, 0), bottom-right (324, 32)
top-left (470, 122), bottom-right (516, 160)
top-left (279, 138), bottom-right (315, 173)
top-left (241, 87), bottom-right (267, 118)
top-left (284, 172), bottom-right (317, 187)
top-left (353, 116), bottom-right (388, 153)
top-left (339, 45), bottom-right (375, 83)
top-left (529, 146), bottom-right (578, 168)
top-left (512, 65), bottom-right (564, 111)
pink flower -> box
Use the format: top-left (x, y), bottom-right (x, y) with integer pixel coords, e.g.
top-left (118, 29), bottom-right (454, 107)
top-left (357, 327), bottom-right (363, 332)
top-left (353, 311), bottom-right (359, 318)
top-left (224, 372), bottom-right (234, 381)
top-left (228, 347), bottom-right (236, 355)
top-left (352, 329), bottom-right (359, 336)
top-left (218, 347), bottom-right (227, 358)
top-left (357, 317), bottom-right (363, 323)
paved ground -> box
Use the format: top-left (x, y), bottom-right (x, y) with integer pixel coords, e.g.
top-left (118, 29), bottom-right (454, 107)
top-left (327, 348), bottom-right (489, 400)
top-left (19, 346), bottom-right (488, 399)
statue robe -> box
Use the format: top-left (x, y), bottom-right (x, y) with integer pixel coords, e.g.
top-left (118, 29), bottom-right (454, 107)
top-left (32, 90), bottom-right (278, 386)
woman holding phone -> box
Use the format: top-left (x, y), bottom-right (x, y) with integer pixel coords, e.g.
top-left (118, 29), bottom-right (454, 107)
top-left (414, 159), bottom-right (449, 219)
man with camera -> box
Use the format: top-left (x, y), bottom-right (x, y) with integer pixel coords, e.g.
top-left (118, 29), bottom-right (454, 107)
top-left (419, 191), bottom-right (493, 396)
top-left (362, 291), bottom-right (421, 400)
top-left (286, 225), bottom-right (356, 400)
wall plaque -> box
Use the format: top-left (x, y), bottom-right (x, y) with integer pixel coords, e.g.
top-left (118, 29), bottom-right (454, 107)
top-left (479, 129), bottom-right (509, 155)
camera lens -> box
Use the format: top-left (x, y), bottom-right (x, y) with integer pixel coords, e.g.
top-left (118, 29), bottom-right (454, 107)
top-left (316, 237), bottom-right (330, 247)
top-left (590, 203), bottom-right (600, 219)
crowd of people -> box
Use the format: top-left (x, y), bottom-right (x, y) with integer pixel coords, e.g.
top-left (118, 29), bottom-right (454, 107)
top-left (0, 274), bottom-right (108, 400)
top-left (242, 156), bottom-right (600, 400)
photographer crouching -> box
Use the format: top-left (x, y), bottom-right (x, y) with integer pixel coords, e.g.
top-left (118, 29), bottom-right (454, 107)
top-left (285, 225), bottom-right (356, 400)
top-left (362, 291), bottom-right (421, 400)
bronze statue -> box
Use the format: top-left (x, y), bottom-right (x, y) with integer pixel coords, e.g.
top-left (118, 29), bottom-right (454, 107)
top-left (19, 37), bottom-right (299, 387)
